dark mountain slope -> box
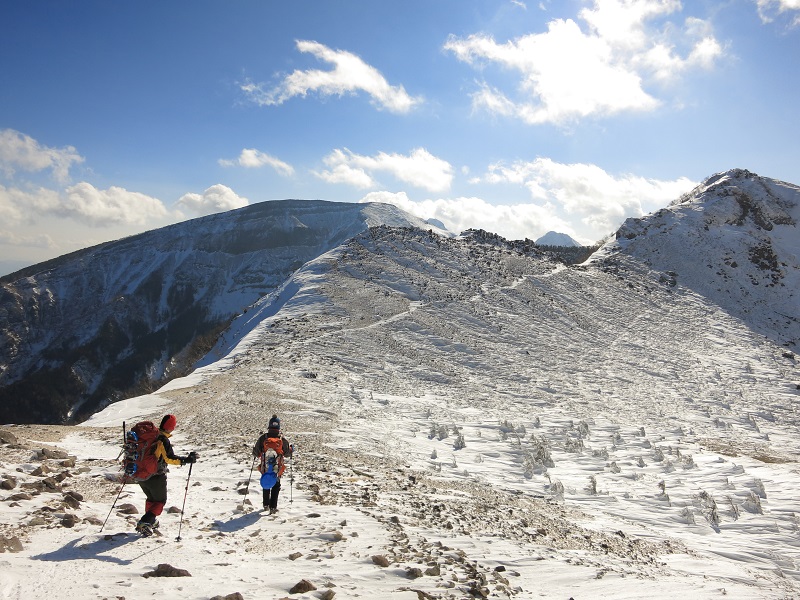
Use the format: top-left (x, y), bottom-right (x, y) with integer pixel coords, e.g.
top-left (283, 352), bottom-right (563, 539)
top-left (0, 200), bottom-right (436, 423)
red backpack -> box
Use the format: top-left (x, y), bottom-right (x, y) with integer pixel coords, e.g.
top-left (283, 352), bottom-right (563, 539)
top-left (123, 421), bottom-right (161, 481)
top-left (260, 436), bottom-right (285, 478)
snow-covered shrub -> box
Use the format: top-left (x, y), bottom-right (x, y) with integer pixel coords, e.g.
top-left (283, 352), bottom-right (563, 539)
top-left (697, 491), bottom-right (720, 527)
top-left (743, 491), bottom-right (763, 514)
top-left (681, 507), bottom-right (695, 525)
top-left (637, 456), bottom-right (646, 468)
top-left (727, 496), bottom-right (741, 520)
top-left (586, 475), bottom-right (598, 495)
top-left (592, 447), bottom-right (609, 460)
top-left (653, 447), bottom-right (664, 462)
top-left (753, 478), bottom-right (767, 499)
top-left (577, 420), bottom-right (590, 438)
top-left (453, 433), bottom-right (466, 450)
top-left (608, 461), bottom-right (621, 474)
top-left (437, 425), bottom-right (449, 441)
top-left (549, 479), bottom-right (565, 501)
top-left (431, 449), bottom-right (438, 460)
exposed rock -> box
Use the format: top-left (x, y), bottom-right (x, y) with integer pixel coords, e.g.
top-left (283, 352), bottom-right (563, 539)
top-left (0, 429), bottom-right (19, 445)
top-left (1, 476), bottom-right (17, 490)
top-left (60, 457), bottom-right (76, 468)
top-left (9, 492), bottom-right (32, 501)
top-left (62, 494), bottom-right (81, 509)
top-left (0, 536), bottom-right (23, 553)
top-left (318, 590), bottom-right (336, 600)
top-left (371, 555), bottom-right (390, 567)
top-left (117, 503), bottom-right (139, 514)
top-left (208, 594), bottom-right (244, 600)
top-left (167, 506), bottom-right (183, 514)
top-left (288, 552), bottom-right (303, 560)
top-left (31, 465), bottom-right (51, 477)
top-left (424, 564), bottom-right (441, 576)
top-left (405, 567), bottom-right (424, 579)
top-left (142, 563), bottom-right (192, 578)
top-left (289, 579), bottom-right (316, 594)
top-left (41, 448), bottom-right (69, 460)
top-left (61, 513), bottom-right (79, 528)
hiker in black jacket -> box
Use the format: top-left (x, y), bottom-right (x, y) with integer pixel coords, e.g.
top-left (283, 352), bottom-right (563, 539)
top-left (135, 414), bottom-right (199, 536)
top-left (252, 414), bottom-right (293, 514)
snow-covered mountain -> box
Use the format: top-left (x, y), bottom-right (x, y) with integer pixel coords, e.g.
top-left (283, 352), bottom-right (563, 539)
top-left (1, 169), bottom-right (799, 598)
top-left (535, 230), bottom-right (581, 247)
top-left (0, 200), bottom-right (443, 424)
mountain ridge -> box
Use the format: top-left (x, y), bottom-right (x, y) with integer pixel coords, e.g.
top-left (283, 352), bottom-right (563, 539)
top-left (0, 200), bottom-right (442, 424)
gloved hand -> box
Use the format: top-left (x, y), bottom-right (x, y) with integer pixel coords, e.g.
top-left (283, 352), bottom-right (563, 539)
top-left (183, 451), bottom-right (199, 464)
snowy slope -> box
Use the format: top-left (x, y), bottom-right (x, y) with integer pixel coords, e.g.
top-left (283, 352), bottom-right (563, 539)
top-left (0, 200), bottom-right (444, 424)
top-left (0, 169), bottom-right (798, 598)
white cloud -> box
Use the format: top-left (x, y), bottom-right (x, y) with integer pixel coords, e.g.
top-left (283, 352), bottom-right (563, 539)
top-left (315, 148), bottom-right (454, 193)
top-left (444, 0), bottom-right (724, 124)
top-left (359, 159), bottom-right (696, 244)
top-left (755, 0), bottom-right (800, 24)
top-left (481, 158), bottom-right (695, 235)
top-left (241, 40), bottom-right (422, 114)
top-left (175, 184), bottom-right (249, 217)
top-left (359, 190), bottom-right (576, 241)
top-left (219, 149), bottom-right (295, 176)
top-left (62, 182), bottom-right (169, 226)
top-left (0, 184), bottom-right (63, 225)
top-left (0, 229), bottom-right (56, 249)
top-left (0, 129), bottom-right (84, 183)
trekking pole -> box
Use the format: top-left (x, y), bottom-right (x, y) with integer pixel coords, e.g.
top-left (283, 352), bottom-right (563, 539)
top-left (176, 462), bottom-right (194, 542)
top-left (100, 479), bottom-right (127, 532)
top-left (289, 452), bottom-right (294, 504)
top-left (245, 455), bottom-right (256, 492)
top-left (102, 422), bottom-right (129, 532)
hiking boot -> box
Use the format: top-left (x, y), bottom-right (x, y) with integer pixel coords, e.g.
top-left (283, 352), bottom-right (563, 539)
top-left (269, 507), bottom-right (278, 515)
top-left (135, 518), bottom-right (159, 537)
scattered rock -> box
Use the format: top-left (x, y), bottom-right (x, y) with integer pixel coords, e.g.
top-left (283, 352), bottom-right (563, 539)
top-left (142, 563), bottom-right (192, 578)
top-left (289, 552), bottom-right (303, 560)
top-left (64, 490), bottom-right (84, 502)
top-left (1, 477), bottom-right (17, 490)
top-left (60, 457), bottom-right (76, 468)
top-left (41, 448), bottom-right (69, 460)
top-left (306, 513), bottom-right (321, 518)
top-left (289, 579), bottom-right (316, 594)
top-left (405, 567), bottom-right (423, 579)
top-left (424, 564), bottom-right (441, 576)
top-left (209, 594), bottom-right (244, 600)
top-left (167, 506), bottom-right (183, 514)
top-left (319, 590), bottom-right (336, 600)
top-left (0, 536), bottom-right (23, 553)
top-left (31, 465), bottom-right (51, 477)
top-left (117, 503), bottom-right (139, 514)
top-left (494, 565), bottom-right (506, 572)
top-left (372, 555), bottom-right (390, 567)
top-left (0, 429), bottom-right (19, 445)
top-left (62, 494), bottom-right (81, 509)
top-left (28, 516), bottom-right (46, 526)
top-left (61, 513), bottom-right (79, 528)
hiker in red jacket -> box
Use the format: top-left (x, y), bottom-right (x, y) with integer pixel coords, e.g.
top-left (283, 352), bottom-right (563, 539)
top-left (135, 414), bottom-right (198, 536)
top-left (252, 414), bottom-right (293, 514)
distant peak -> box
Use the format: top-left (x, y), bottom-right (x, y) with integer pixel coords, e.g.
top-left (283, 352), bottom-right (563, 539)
top-left (536, 231), bottom-right (580, 247)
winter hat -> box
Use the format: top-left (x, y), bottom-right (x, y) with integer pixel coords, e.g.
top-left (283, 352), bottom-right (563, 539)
top-left (160, 414), bottom-right (177, 433)
top-left (268, 415), bottom-right (280, 430)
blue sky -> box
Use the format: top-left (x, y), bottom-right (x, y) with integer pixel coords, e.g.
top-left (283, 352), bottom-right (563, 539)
top-left (1, 0), bottom-right (799, 275)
